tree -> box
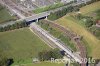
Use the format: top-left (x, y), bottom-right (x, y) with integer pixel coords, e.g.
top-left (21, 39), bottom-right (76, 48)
top-left (38, 49), bottom-right (63, 61)
top-left (85, 18), bottom-right (94, 28)
top-left (0, 27), bottom-right (4, 32)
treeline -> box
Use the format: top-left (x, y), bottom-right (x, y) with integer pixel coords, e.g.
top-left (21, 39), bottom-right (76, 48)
top-left (48, 0), bottom-right (100, 20)
top-left (48, 5), bottom-right (79, 20)
top-left (38, 49), bottom-right (63, 61)
top-left (33, 0), bottom-right (75, 14)
top-left (88, 0), bottom-right (100, 4)
top-left (0, 4), bottom-right (4, 10)
top-left (0, 20), bottom-right (28, 32)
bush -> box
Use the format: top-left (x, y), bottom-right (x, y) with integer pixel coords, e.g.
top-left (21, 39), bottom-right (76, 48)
top-left (48, 6), bottom-right (80, 20)
top-left (38, 49), bottom-right (63, 61)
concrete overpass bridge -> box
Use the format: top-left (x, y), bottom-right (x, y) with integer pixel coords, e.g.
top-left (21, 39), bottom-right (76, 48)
top-left (25, 12), bottom-right (50, 24)
top-left (0, 11), bottom-right (50, 27)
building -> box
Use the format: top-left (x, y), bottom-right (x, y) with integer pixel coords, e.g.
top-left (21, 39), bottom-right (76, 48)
top-left (96, 20), bottom-right (100, 28)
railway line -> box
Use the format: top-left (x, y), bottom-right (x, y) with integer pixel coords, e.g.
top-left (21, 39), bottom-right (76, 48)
top-left (41, 20), bottom-right (87, 66)
top-left (30, 22), bottom-right (82, 63)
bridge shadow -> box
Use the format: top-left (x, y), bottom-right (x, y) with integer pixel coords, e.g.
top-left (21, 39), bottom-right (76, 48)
top-left (26, 16), bottom-right (47, 25)
top-left (7, 58), bottom-right (14, 66)
top-left (26, 20), bottom-right (37, 25)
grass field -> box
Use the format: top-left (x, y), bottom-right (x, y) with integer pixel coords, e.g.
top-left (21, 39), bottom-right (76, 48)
top-left (0, 6), bottom-right (15, 23)
top-left (0, 28), bottom-right (51, 65)
top-left (56, 15), bottom-right (100, 59)
top-left (17, 62), bottom-right (79, 66)
top-left (80, 1), bottom-right (100, 15)
top-left (18, 62), bottom-right (65, 66)
top-left (33, 3), bottom-right (64, 14)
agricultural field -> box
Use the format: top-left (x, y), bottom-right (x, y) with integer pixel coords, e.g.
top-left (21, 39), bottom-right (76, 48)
top-left (17, 62), bottom-right (65, 66)
top-left (0, 28), bottom-right (51, 65)
top-left (80, 1), bottom-right (100, 15)
top-left (17, 62), bottom-right (78, 66)
top-left (19, 61), bottom-right (80, 66)
top-left (0, 5), bottom-right (15, 24)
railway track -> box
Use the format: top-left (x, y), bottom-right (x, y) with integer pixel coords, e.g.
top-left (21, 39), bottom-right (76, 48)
top-left (42, 20), bottom-right (87, 66)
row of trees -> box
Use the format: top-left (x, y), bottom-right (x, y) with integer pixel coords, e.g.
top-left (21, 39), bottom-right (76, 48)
top-left (48, 5), bottom-right (79, 20)
top-left (0, 20), bottom-right (28, 32)
top-left (0, 4), bottom-right (4, 10)
top-left (38, 49), bottom-right (63, 61)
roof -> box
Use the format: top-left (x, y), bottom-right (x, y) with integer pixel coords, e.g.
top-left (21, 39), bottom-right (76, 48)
top-left (97, 20), bottom-right (100, 25)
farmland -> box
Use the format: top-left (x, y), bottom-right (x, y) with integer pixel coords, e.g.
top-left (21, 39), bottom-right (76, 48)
top-left (80, 1), bottom-right (100, 15)
top-left (16, 62), bottom-right (65, 66)
top-left (0, 28), bottom-right (51, 65)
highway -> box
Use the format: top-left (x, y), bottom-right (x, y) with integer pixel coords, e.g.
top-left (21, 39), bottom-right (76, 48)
top-left (30, 23), bottom-right (82, 64)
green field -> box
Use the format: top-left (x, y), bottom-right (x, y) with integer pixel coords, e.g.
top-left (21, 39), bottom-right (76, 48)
top-left (33, 3), bottom-right (65, 14)
top-left (0, 5), bottom-right (15, 23)
top-left (0, 28), bottom-right (51, 65)
top-left (80, 1), bottom-right (100, 15)
top-left (16, 62), bottom-right (78, 66)
top-left (19, 62), bottom-right (65, 66)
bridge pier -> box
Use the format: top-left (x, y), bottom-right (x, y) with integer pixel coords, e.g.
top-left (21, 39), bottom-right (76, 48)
top-left (45, 16), bottom-right (48, 20)
top-left (36, 19), bottom-right (39, 22)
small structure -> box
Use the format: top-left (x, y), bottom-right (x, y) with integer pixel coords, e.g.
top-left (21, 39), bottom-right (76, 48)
top-left (96, 20), bottom-right (100, 28)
